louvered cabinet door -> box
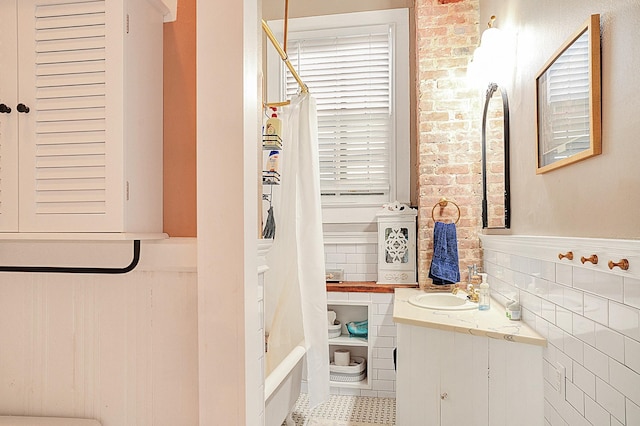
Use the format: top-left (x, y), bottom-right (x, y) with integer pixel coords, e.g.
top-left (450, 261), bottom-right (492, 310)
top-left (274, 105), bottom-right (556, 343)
top-left (0, 0), bottom-right (20, 231)
top-left (16, 0), bottom-right (123, 232)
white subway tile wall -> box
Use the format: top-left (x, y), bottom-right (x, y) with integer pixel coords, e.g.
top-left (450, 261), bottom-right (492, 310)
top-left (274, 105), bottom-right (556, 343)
top-left (325, 243), bottom-right (378, 282)
top-left (326, 291), bottom-right (397, 398)
top-left (484, 242), bottom-right (640, 426)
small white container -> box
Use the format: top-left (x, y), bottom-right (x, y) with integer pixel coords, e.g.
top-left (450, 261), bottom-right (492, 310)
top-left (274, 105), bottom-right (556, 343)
top-left (506, 300), bottom-right (521, 321)
top-left (328, 321), bottom-right (342, 339)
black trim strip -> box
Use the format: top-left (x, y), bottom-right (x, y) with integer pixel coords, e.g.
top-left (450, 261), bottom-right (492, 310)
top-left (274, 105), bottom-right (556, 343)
top-left (0, 240), bottom-right (140, 274)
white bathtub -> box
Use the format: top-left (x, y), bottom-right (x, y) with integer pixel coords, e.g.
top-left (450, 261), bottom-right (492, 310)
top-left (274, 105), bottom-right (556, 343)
top-left (265, 344), bottom-right (306, 426)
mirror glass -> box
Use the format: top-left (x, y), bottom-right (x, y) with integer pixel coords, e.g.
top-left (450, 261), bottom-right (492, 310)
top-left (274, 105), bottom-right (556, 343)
top-left (535, 14), bottom-right (601, 173)
top-left (482, 83), bottom-right (510, 229)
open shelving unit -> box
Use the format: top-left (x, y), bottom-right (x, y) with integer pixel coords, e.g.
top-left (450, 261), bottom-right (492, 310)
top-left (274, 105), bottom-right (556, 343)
top-left (328, 301), bottom-right (372, 389)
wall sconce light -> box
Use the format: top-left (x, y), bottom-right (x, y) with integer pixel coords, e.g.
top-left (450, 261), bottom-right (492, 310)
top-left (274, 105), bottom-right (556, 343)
top-left (467, 16), bottom-right (513, 88)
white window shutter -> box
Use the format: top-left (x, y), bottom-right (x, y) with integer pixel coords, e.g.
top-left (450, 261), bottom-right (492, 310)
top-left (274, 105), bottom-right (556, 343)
top-left (285, 28), bottom-right (392, 203)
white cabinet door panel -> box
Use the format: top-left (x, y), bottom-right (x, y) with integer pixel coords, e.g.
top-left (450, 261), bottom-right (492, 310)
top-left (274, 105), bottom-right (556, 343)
top-left (17, 0), bottom-right (122, 232)
top-left (0, 0), bottom-right (20, 231)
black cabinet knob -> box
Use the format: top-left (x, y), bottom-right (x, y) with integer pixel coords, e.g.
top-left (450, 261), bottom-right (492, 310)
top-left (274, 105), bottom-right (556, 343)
top-left (17, 103), bottom-right (30, 113)
top-left (0, 104), bottom-right (11, 113)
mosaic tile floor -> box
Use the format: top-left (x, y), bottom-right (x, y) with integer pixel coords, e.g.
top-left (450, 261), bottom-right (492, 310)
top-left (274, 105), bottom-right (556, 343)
top-left (285, 393), bottom-right (396, 426)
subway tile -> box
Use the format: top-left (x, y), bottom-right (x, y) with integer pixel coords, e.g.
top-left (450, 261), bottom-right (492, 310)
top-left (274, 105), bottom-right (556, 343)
top-left (594, 271), bottom-right (624, 303)
top-left (377, 325), bottom-right (397, 337)
top-left (565, 379), bottom-right (585, 414)
top-left (563, 287), bottom-right (584, 314)
top-left (548, 323), bottom-right (565, 351)
top-left (375, 302), bottom-right (393, 316)
top-left (595, 324), bottom-right (625, 363)
top-left (595, 377), bottom-right (626, 423)
top-left (584, 395), bottom-right (610, 426)
top-left (573, 362), bottom-right (596, 399)
top-left (609, 358), bottom-right (640, 406)
top-left (609, 301), bottom-right (640, 341)
top-left (536, 316), bottom-right (551, 340)
top-left (371, 335), bottom-right (395, 349)
top-left (324, 244), bottom-right (337, 254)
top-left (557, 350), bottom-right (574, 382)
top-left (583, 293), bottom-right (609, 326)
top-left (628, 399), bottom-right (640, 426)
top-left (556, 263), bottom-right (573, 287)
top-left (532, 277), bottom-right (550, 299)
top-left (365, 273), bottom-right (378, 281)
top-left (336, 244), bottom-right (357, 254)
top-left (548, 282), bottom-right (564, 305)
top-left (541, 300), bottom-right (556, 323)
top-left (556, 307), bottom-right (573, 333)
top-left (624, 276), bottom-right (640, 309)
top-left (338, 264), bottom-right (358, 274)
top-left (356, 244), bottom-right (376, 254)
top-left (344, 273), bottom-right (366, 281)
top-left (376, 390), bottom-right (396, 398)
top-left (576, 268), bottom-right (624, 302)
top-left (372, 293), bottom-right (393, 304)
top-left (327, 292), bottom-right (350, 302)
top-left (544, 399), bottom-right (568, 426)
top-left (370, 313), bottom-right (394, 327)
top-left (345, 253), bottom-right (367, 264)
top-left (347, 292), bottom-right (371, 302)
top-left (365, 254), bottom-right (377, 264)
top-left (356, 263), bottom-right (377, 274)
top-left (573, 267), bottom-right (594, 292)
top-left (521, 291), bottom-right (542, 316)
top-left (377, 368), bottom-right (396, 381)
top-left (572, 314), bottom-right (596, 346)
top-left (371, 356), bottom-right (394, 370)
top-left (563, 333), bottom-right (584, 364)
top-left (583, 344), bottom-right (609, 381)
top-left (371, 379), bottom-right (394, 391)
top-left (326, 253), bottom-right (347, 263)
top-left (625, 336), bottom-right (640, 374)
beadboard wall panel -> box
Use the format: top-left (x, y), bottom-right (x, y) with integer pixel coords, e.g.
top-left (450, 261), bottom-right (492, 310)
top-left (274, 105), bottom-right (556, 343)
top-left (0, 239), bottom-right (198, 426)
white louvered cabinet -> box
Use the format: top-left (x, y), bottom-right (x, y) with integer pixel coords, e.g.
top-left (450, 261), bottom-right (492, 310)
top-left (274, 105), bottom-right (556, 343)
top-left (0, 0), bottom-right (168, 236)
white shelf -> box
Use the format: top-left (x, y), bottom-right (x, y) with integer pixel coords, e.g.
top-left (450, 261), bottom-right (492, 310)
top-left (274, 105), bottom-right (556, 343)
top-left (330, 377), bottom-right (369, 389)
top-left (328, 334), bottom-right (368, 346)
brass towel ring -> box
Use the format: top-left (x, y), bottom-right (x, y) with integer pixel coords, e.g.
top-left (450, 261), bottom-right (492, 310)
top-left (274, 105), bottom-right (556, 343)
top-left (431, 198), bottom-right (461, 224)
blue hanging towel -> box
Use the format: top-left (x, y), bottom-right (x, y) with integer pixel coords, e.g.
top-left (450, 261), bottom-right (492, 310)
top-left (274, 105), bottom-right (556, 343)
top-left (428, 221), bottom-right (460, 285)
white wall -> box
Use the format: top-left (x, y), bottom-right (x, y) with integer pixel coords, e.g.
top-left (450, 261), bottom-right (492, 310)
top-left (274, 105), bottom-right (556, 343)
top-left (479, 0), bottom-right (640, 239)
top-left (0, 239), bottom-right (199, 426)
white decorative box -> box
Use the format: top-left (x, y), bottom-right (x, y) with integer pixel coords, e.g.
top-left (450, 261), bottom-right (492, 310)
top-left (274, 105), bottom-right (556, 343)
top-left (376, 201), bottom-right (417, 284)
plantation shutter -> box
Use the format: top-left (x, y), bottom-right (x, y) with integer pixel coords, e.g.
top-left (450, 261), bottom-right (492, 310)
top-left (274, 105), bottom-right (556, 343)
top-left (541, 29), bottom-right (591, 158)
top-left (285, 25), bottom-right (392, 202)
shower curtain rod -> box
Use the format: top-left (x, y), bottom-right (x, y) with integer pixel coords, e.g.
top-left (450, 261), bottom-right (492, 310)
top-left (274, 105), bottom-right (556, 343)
top-left (262, 19), bottom-right (309, 97)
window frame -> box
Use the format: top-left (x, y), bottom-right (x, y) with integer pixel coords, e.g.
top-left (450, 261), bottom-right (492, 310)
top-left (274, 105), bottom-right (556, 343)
top-left (266, 9), bottom-right (410, 225)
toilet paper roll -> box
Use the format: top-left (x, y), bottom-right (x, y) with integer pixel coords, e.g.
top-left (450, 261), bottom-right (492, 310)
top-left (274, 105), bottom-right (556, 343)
top-left (334, 349), bottom-right (351, 366)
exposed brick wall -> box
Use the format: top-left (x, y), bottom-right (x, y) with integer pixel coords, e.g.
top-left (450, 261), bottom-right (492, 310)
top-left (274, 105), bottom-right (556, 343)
top-left (415, 0), bottom-right (483, 287)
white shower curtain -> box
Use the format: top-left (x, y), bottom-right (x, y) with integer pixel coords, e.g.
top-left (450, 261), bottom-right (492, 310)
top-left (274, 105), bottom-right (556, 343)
top-left (265, 93), bottom-right (329, 409)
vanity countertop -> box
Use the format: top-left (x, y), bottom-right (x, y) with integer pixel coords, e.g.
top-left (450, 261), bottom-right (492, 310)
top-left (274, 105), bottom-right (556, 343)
top-left (393, 288), bottom-right (547, 347)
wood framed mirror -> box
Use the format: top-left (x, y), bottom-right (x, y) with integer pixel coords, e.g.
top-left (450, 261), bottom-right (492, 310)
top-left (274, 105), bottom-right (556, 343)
top-left (481, 83), bottom-right (510, 229)
top-left (535, 14), bottom-right (601, 174)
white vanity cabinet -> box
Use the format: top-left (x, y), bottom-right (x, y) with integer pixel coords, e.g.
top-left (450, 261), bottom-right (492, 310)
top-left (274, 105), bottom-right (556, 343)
top-left (396, 324), bottom-right (544, 426)
top-left (0, 0), bottom-right (168, 235)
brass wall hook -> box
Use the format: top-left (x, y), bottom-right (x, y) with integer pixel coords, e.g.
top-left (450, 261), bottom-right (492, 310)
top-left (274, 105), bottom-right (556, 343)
top-left (558, 251), bottom-right (573, 261)
top-left (580, 254), bottom-right (598, 265)
top-left (608, 259), bottom-right (629, 271)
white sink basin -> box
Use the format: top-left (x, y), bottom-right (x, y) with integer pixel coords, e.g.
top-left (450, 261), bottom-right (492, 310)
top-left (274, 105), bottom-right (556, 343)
top-left (408, 292), bottom-right (477, 311)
